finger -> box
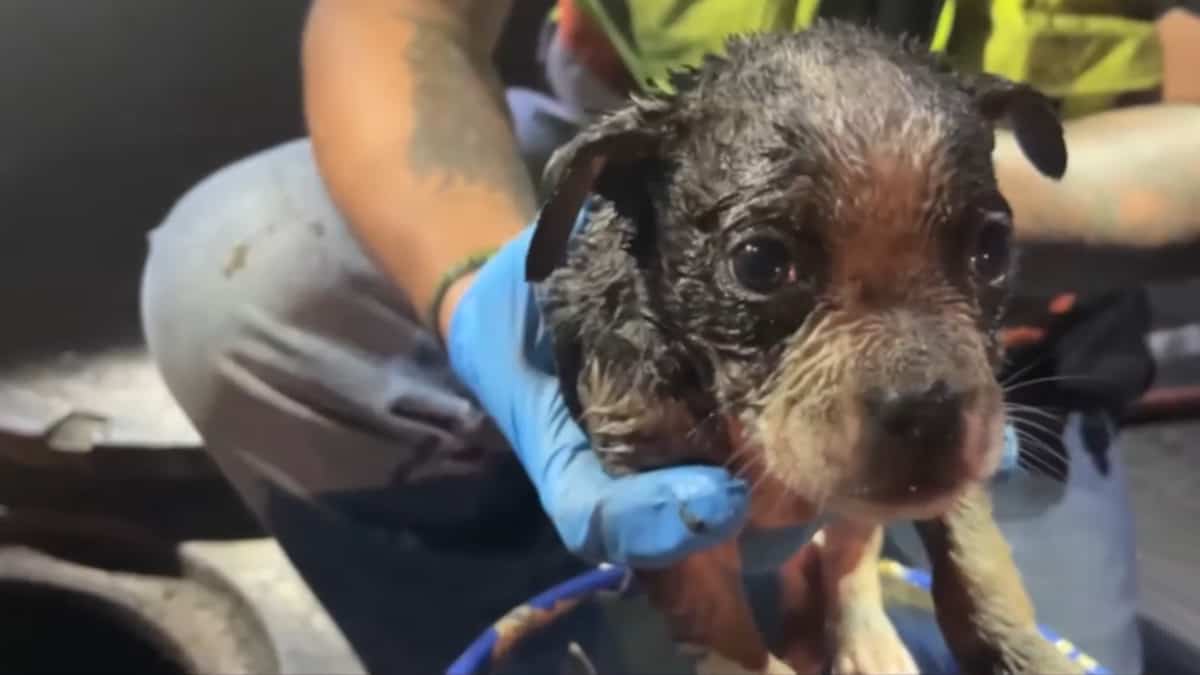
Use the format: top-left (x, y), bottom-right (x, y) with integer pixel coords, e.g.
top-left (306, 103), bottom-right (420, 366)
top-left (546, 451), bottom-right (750, 566)
top-left (601, 465), bottom-right (751, 568)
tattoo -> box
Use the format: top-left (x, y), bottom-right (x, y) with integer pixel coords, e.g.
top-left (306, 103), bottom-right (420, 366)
top-left (403, 24), bottom-right (535, 214)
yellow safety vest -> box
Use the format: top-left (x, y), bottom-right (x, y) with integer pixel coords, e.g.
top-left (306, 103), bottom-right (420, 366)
top-left (564, 0), bottom-right (1164, 119)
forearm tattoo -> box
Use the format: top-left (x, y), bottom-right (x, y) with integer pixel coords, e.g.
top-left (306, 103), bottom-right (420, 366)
top-left (402, 13), bottom-right (536, 218)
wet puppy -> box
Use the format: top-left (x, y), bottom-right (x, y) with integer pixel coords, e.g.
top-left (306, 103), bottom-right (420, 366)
top-left (526, 21), bottom-right (1081, 675)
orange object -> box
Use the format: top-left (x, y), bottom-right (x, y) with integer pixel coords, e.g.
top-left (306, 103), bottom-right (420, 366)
top-left (556, 0), bottom-right (637, 94)
top-left (1000, 326), bottom-right (1047, 348)
top-left (1048, 293), bottom-right (1077, 315)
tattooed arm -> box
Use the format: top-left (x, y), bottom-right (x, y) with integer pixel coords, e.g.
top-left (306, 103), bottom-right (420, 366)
top-left (301, 0), bottom-right (533, 332)
top-left (998, 8), bottom-right (1200, 294)
top-left (303, 0), bottom-right (759, 567)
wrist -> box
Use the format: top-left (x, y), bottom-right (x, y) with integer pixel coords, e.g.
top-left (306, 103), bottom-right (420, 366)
top-left (428, 246), bottom-right (498, 346)
top-left (438, 271), bottom-right (479, 343)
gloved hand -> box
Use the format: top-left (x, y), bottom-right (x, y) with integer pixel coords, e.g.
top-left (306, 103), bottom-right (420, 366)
top-left (446, 224), bottom-right (751, 568)
top-left (446, 224), bottom-right (1024, 569)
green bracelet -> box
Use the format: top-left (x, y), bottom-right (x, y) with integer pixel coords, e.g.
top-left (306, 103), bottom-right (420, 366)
top-left (427, 248), bottom-right (499, 344)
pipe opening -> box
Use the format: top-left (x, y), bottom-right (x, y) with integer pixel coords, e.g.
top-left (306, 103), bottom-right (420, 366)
top-left (0, 579), bottom-right (192, 674)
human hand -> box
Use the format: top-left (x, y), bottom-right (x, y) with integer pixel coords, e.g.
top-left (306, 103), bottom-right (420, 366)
top-left (446, 225), bottom-right (752, 568)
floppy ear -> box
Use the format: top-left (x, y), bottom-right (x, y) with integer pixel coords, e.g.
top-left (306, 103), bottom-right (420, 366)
top-left (965, 74), bottom-right (1068, 180)
top-left (525, 99), bottom-right (669, 282)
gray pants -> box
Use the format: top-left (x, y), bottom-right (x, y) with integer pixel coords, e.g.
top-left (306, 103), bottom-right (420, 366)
top-left (139, 35), bottom-right (1143, 675)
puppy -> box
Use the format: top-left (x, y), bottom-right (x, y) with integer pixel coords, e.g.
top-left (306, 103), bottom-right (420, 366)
top-left (526, 21), bottom-right (1083, 675)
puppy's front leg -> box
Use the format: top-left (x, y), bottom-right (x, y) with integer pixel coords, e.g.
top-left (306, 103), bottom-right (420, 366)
top-left (637, 538), bottom-right (794, 675)
top-left (816, 521), bottom-right (918, 675)
top-left (916, 483), bottom-right (1084, 674)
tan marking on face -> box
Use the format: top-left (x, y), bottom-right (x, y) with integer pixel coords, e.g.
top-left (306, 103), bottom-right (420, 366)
top-left (827, 151), bottom-right (943, 310)
top-left (740, 144), bottom-right (1005, 521)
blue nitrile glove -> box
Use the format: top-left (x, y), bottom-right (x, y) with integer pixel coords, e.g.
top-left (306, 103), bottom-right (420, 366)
top-left (446, 225), bottom-right (752, 568)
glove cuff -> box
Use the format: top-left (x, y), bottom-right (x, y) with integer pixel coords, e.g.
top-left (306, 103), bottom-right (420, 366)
top-left (427, 248), bottom-right (500, 345)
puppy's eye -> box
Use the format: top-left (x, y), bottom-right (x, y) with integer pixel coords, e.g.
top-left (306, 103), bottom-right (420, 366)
top-left (731, 237), bottom-right (796, 294)
top-left (970, 214), bottom-right (1012, 287)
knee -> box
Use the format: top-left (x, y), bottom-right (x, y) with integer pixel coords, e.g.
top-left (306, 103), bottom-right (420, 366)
top-left (140, 138), bottom-right (322, 410)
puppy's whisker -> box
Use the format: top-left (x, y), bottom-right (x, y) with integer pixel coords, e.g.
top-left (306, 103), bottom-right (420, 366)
top-left (1007, 410), bottom-right (1060, 434)
top-left (1010, 424), bottom-right (1067, 477)
top-left (1004, 403), bottom-right (1065, 423)
top-left (1018, 453), bottom-right (1067, 483)
top-left (723, 446), bottom-right (761, 474)
top-left (1014, 432), bottom-right (1064, 462)
top-left (682, 409), bottom-right (722, 444)
top-left (1017, 455), bottom-right (1060, 481)
top-left (1011, 427), bottom-right (1053, 456)
top-left (1011, 438), bottom-right (1056, 478)
top-left (999, 351), bottom-right (1055, 387)
top-left (1011, 430), bottom-right (1068, 482)
top-left (1008, 415), bottom-right (1064, 443)
top-left (1002, 373), bottom-right (1102, 394)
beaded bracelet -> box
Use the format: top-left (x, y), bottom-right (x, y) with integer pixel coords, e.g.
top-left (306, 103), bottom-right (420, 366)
top-left (426, 248), bottom-right (499, 344)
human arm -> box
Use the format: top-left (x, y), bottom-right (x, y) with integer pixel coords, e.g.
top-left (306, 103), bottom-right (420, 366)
top-left (302, 0), bottom-right (534, 317)
top-left (302, 0), bottom-right (752, 566)
top-left (996, 8), bottom-right (1200, 294)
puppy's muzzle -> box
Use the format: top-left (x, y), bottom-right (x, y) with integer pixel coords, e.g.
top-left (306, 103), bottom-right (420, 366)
top-left (855, 376), bottom-right (993, 507)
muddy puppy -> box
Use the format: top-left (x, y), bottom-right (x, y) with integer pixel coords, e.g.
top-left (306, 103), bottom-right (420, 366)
top-left (525, 21), bottom-right (1082, 675)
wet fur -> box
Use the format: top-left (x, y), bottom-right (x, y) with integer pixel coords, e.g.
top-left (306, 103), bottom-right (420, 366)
top-left (528, 22), bottom-right (1081, 675)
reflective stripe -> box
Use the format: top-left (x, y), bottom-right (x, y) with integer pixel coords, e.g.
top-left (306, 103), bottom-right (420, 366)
top-left (791, 0), bottom-right (821, 32)
top-left (929, 0), bottom-right (957, 53)
top-left (983, 0), bottom-right (1163, 118)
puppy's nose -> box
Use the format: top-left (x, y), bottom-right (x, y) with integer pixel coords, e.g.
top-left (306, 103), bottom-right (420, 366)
top-left (865, 380), bottom-right (964, 449)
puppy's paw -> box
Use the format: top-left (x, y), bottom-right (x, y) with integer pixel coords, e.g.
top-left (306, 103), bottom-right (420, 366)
top-left (830, 608), bottom-right (918, 675)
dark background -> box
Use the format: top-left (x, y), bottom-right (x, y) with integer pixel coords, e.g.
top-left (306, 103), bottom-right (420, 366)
top-left (0, 0), bottom-right (552, 366)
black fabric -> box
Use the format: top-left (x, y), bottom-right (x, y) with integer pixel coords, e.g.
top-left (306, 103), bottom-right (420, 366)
top-left (1146, 0), bottom-right (1200, 18)
top-left (1001, 290), bottom-right (1156, 417)
top-left (817, 0), bottom-right (947, 44)
top-left (1000, 289), bottom-right (1155, 479)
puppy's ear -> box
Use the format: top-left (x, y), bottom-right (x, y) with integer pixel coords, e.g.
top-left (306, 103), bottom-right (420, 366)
top-left (526, 100), bottom-right (668, 282)
top-left (965, 74), bottom-right (1068, 180)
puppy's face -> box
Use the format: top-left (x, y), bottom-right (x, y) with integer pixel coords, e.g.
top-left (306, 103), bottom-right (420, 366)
top-left (663, 128), bottom-right (1013, 520)
top-left (529, 24), bottom-right (1066, 522)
